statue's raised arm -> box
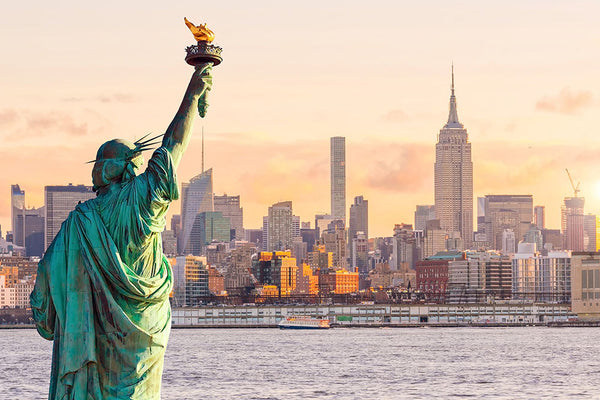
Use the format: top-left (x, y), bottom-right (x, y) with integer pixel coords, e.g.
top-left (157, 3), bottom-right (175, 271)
top-left (162, 63), bottom-right (213, 168)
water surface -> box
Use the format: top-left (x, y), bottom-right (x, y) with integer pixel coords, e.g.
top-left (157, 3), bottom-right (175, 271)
top-left (2, 327), bottom-right (599, 399)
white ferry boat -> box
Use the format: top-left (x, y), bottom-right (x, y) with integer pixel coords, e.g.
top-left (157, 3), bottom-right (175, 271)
top-left (278, 317), bottom-right (331, 330)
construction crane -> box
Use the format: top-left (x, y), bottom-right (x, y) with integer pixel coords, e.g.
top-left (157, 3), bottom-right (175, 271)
top-left (565, 168), bottom-right (581, 198)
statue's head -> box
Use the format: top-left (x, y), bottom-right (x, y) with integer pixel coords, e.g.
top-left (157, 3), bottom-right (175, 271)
top-left (92, 139), bottom-right (144, 193)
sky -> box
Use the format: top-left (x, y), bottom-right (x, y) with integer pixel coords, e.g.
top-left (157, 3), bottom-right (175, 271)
top-left (1, 1), bottom-right (599, 238)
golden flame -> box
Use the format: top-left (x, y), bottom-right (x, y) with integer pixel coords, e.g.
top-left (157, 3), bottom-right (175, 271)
top-left (184, 17), bottom-right (215, 43)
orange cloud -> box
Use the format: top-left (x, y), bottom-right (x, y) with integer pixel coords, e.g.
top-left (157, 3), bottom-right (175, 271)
top-left (535, 88), bottom-right (593, 114)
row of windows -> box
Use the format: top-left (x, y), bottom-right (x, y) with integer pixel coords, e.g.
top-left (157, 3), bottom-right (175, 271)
top-left (581, 291), bottom-right (600, 300)
top-left (581, 269), bottom-right (600, 289)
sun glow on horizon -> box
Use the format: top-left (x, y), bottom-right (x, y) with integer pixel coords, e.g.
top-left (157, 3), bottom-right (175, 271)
top-left (593, 180), bottom-right (600, 201)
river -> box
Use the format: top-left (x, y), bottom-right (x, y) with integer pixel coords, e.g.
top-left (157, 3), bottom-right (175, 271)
top-left (2, 327), bottom-right (599, 399)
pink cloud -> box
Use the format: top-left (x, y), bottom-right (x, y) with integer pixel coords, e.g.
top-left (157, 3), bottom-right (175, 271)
top-left (63, 93), bottom-right (137, 104)
top-left (381, 109), bottom-right (408, 123)
top-left (536, 88), bottom-right (593, 114)
top-left (0, 109), bottom-right (18, 126)
top-left (360, 143), bottom-right (432, 192)
top-left (98, 93), bottom-right (136, 103)
top-left (26, 112), bottom-right (88, 136)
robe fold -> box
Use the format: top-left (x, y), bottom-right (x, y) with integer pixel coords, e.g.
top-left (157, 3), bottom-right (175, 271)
top-left (31, 147), bottom-right (177, 400)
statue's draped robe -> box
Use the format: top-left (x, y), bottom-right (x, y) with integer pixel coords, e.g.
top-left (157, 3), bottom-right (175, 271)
top-left (30, 147), bottom-right (177, 400)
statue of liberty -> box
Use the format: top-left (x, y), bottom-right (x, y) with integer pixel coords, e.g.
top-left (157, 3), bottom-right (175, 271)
top-left (30, 20), bottom-right (218, 399)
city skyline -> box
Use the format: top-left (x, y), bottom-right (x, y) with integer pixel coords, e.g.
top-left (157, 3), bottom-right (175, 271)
top-left (1, 2), bottom-right (599, 238)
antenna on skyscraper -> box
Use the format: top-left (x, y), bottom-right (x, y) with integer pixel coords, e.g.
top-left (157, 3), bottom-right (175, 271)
top-left (202, 126), bottom-right (205, 173)
top-left (451, 62), bottom-right (455, 95)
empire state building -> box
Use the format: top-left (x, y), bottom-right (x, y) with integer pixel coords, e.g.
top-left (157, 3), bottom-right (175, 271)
top-left (434, 67), bottom-right (473, 248)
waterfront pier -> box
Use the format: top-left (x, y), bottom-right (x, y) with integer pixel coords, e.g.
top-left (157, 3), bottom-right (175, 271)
top-left (172, 303), bottom-right (575, 328)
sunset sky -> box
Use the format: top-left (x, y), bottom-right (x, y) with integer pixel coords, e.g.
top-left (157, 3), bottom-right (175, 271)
top-left (1, 1), bottom-right (599, 237)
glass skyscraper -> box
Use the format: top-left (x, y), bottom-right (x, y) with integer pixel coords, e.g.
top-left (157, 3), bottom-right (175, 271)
top-left (179, 168), bottom-right (214, 255)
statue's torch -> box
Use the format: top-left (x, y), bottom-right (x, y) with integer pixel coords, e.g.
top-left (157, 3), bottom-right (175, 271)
top-left (184, 17), bottom-right (223, 67)
top-left (184, 18), bottom-right (222, 117)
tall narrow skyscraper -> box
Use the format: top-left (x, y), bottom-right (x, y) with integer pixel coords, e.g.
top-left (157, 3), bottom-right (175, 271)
top-left (11, 184), bottom-right (25, 246)
top-left (434, 67), bottom-right (473, 248)
top-left (179, 168), bottom-right (214, 255)
top-left (330, 137), bottom-right (346, 224)
top-left (534, 205), bottom-right (545, 229)
top-left (349, 196), bottom-right (368, 268)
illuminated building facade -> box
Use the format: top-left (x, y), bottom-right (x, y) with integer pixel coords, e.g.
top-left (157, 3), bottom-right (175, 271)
top-left (434, 68), bottom-right (473, 248)
top-left (330, 137), bottom-right (346, 224)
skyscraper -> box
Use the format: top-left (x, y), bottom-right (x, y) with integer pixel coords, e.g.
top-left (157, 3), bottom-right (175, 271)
top-left (179, 169), bottom-right (214, 255)
top-left (483, 195), bottom-right (533, 252)
top-left (414, 205), bottom-right (435, 231)
top-left (583, 215), bottom-right (597, 252)
top-left (562, 196), bottom-right (585, 251)
top-left (348, 196), bottom-right (368, 271)
top-left (349, 196), bottom-right (368, 242)
top-left (534, 206), bottom-right (545, 229)
top-left (45, 184), bottom-right (95, 251)
top-left (194, 211), bottom-right (231, 248)
top-left (214, 194), bottom-right (244, 240)
top-left (351, 232), bottom-right (368, 273)
top-left (11, 185), bottom-right (25, 246)
top-left (476, 197), bottom-right (486, 234)
top-left (11, 184), bottom-right (45, 256)
top-left (264, 201), bottom-right (297, 252)
top-left (330, 137), bottom-right (346, 224)
top-left (434, 67), bottom-right (473, 248)
top-left (321, 219), bottom-right (347, 269)
top-left (23, 210), bottom-right (45, 257)
top-left (315, 214), bottom-right (334, 239)
top-left (391, 223), bottom-right (417, 270)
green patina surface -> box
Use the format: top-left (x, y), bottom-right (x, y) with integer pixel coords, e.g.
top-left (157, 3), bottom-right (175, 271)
top-left (30, 62), bottom-right (214, 399)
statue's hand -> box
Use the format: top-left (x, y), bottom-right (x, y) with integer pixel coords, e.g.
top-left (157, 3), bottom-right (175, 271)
top-left (193, 63), bottom-right (213, 118)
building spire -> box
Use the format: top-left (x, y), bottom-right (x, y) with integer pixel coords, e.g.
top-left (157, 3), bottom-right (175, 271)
top-left (201, 126), bottom-right (205, 173)
top-left (445, 63), bottom-right (463, 128)
top-left (451, 63), bottom-right (455, 96)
